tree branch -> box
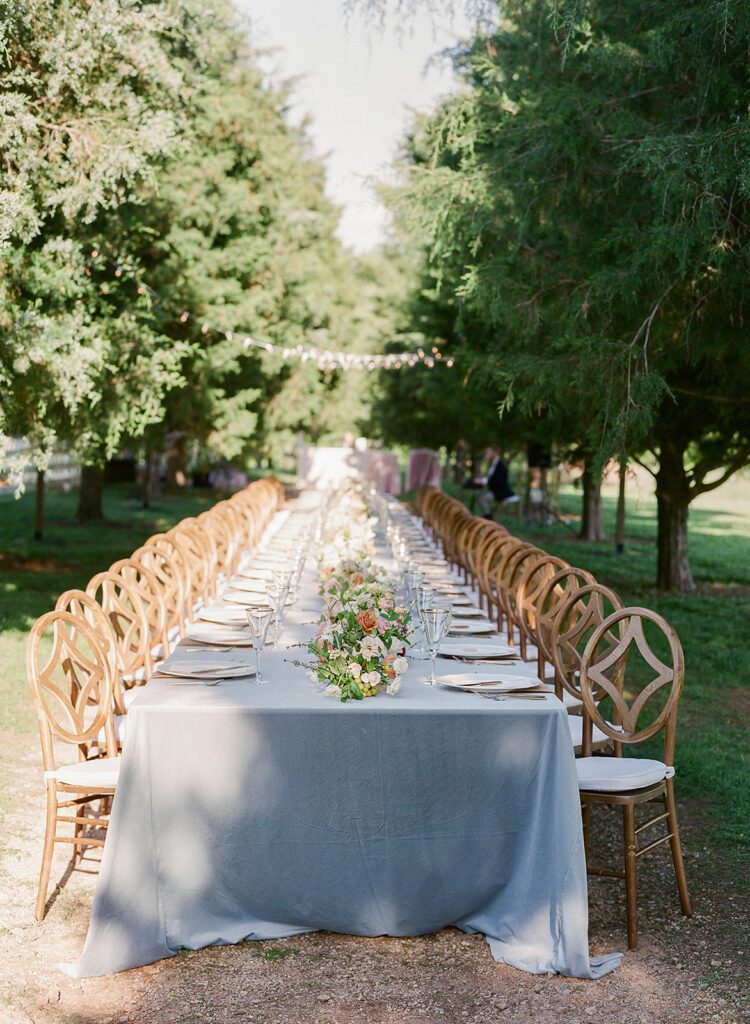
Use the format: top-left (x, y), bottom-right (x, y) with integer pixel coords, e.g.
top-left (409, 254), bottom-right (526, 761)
top-left (631, 453), bottom-right (658, 480)
top-left (689, 451), bottom-right (750, 497)
top-left (515, 278), bottom-right (585, 308)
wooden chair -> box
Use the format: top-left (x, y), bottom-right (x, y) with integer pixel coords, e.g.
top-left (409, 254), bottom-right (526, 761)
top-left (477, 533), bottom-right (523, 618)
top-left (514, 553), bottom-right (569, 662)
top-left (54, 589), bottom-right (125, 712)
top-left (140, 535), bottom-right (190, 636)
top-left (495, 544), bottom-right (545, 646)
top-left (86, 571), bottom-right (153, 702)
top-left (578, 607), bottom-right (692, 949)
top-left (550, 582), bottom-right (625, 753)
top-left (169, 520), bottom-right (215, 608)
top-left (535, 566), bottom-right (596, 695)
top-left (110, 557), bottom-right (169, 657)
top-left (27, 609), bottom-right (120, 921)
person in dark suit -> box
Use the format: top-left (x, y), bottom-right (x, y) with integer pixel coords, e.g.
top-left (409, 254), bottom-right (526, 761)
top-left (477, 446), bottom-right (518, 517)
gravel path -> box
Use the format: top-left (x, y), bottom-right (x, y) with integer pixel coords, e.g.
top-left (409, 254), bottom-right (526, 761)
top-left (1, 737), bottom-right (747, 1024)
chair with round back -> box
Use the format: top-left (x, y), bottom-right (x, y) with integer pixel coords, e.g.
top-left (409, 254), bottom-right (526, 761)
top-left (176, 516), bottom-right (217, 583)
top-left (534, 566), bottom-right (596, 705)
top-left (463, 518), bottom-right (505, 590)
top-left (550, 582), bottom-right (625, 754)
top-left (578, 607), bottom-right (692, 949)
top-left (139, 535), bottom-right (189, 638)
top-left (27, 609), bottom-right (120, 921)
top-left (168, 521), bottom-right (213, 611)
top-left (86, 571), bottom-right (153, 699)
top-left (495, 544), bottom-right (545, 646)
top-left (110, 557), bottom-right (168, 659)
top-left (514, 553), bottom-right (569, 662)
top-left (476, 532), bottom-right (522, 618)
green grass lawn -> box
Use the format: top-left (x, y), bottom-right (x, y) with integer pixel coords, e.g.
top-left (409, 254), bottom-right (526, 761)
top-left (442, 474), bottom-right (750, 867)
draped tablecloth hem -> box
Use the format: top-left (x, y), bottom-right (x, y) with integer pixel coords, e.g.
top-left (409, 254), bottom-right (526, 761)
top-left (62, 924), bottom-right (622, 980)
top-left (59, 941), bottom-right (176, 980)
top-left (481, 934), bottom-right (623, 980)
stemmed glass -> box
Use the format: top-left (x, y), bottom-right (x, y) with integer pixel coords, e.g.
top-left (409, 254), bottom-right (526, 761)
top-left (245, 606), bottom-right (273, 685)
top-left (421, 606), bottom-right (452, 686)
top-left (267, 568), bottom-right (293, 648)
top-left (408, 582), bottom-right (433, 660)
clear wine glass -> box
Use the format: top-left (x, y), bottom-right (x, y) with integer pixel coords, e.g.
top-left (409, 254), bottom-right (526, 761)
top-left (421, 606), bottom-right (452, 686)
top-left (245, 606), bottom-right (273, 684)
top-left (266, 573), bottom-right (290, 651)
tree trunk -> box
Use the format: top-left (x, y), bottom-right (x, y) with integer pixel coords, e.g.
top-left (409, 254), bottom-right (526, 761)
top-left (166, 434), bottom-right (186, 489)
top-left (615, 457), bottom-right (627, 555)
top-left (655, 442), bottom-right (694, 592)
top-left (580, 462), bottom-right (605, 541)
top-left (142, 450), bottom-right (161, 508)
top-left (77, 464), bottom-right (104, 523)
top-left (33, 468), bottom-right (45, 541)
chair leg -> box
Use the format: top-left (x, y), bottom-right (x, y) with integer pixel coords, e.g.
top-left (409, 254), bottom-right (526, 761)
top-left (35, 785), bottom-right (57, 922)
top-left (664, 780), bottom-right (692, 918)
top-left (623, 803), bottom-right (638, 950)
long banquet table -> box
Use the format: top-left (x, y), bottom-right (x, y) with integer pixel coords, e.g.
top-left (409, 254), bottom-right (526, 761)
top-left (65, 501), bottom-right (621, 980)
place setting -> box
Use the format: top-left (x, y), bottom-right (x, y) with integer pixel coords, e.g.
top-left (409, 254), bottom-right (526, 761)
top-left (155, 648), bottom-right (256, 685)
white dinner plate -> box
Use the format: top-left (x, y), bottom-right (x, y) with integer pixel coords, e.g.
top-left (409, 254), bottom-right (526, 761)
top-left (158, 656), bottom-right (255, 679)
top-left (438, 639), bottom-right (517, 659)
top-left (227, 578), bottom-right (269, 594)
top-left (447, 621), bottom-right (497, 635)
top-left (451, 606), bottom-right (485, 618)
top-left (438, 672), bottom-right (539, 693)
top-left (199, 605), bottom-right (249, 626)
top-left (432, 584), bottom-right (474, 598)
top-left (234, 567), bottom-right (274, 581)
top-left (184, 622), bottom-right (254, 646)
top-left (222, 589), bottom-right (273, 607)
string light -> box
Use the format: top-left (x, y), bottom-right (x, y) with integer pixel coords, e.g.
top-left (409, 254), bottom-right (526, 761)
top-left (88, 248), bottom-right (457, 372)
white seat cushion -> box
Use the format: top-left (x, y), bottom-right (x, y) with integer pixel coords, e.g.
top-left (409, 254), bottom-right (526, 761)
top-left (122, 665), bottom-right (147, 685)
top-left (576, 756), bottom-right (675, 792)
top-left (47, 757), bottom-right (121, 789)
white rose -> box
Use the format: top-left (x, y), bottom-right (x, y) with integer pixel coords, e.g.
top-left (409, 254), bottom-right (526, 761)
top-left (323, 684), bottom-right (342, 698)
top-left (386, 678), bottom-right (401, 695)
top-left (348, 662), bottom-right (362, 679)
top-left (392, 656), bottom-right (408, 675)
top-left (363, 671), bottom-right (381, 687)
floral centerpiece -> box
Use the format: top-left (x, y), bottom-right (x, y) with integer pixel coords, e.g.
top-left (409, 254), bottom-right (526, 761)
top-left (308, 489), bottom-right (411, 702)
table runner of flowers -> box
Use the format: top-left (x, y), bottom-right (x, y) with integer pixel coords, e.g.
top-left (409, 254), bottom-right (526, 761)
top-left (308, 488), bottom-right (412, 701)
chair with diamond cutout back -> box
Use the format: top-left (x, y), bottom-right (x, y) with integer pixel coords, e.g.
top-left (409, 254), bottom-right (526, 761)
top-left (577, 606), bottom-right (692, 949)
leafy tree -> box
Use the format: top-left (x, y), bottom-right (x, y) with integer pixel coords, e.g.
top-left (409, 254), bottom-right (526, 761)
top-left (0, 0), bottom-right (205, 518)
top-left (380, 0), bottom-right (750, 591)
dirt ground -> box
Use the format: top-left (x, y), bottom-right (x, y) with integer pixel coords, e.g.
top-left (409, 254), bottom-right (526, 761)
top-left (1, 736), bottom-right (747, 1024)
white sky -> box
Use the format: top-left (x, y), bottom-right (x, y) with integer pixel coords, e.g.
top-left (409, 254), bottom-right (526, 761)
top-left (237, 0), bottom-right (474, 252)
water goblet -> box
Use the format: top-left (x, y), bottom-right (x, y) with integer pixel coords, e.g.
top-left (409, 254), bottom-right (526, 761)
top-left (245, 605), bottom-right (273, 684)
top-left (421, 606), bottom-right (452, 686)
top-left (268, 572), bottom-right (292, 648)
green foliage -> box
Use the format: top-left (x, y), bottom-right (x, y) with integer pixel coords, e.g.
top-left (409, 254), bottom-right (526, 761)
top-left (0, 0), bottom-right (404, 485)
top-left (382, 0), bottom-right (750, 586)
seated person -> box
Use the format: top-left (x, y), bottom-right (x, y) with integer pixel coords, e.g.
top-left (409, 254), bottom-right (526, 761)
top-left (476, 446), bottom-right (519, 517)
